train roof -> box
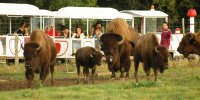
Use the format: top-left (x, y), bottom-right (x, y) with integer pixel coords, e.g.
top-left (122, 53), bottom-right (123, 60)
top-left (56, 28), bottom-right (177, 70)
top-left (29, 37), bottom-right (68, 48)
top-left (0, 3), bottom-right (53, 16)
top-left (121, 10), bottom-right (168, 18)
top-left (55, 7), bottom-right (132, 19)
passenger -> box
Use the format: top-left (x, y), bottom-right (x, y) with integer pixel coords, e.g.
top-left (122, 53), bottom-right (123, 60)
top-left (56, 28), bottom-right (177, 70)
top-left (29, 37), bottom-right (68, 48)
top-left (14, 22), bottom-right (26, 35)
top-left (45, 25), bottom-right (59, 36)
top-left (60, 25), bottom-right (69, 38)
top-left (72, 26), bottom-right (85, 39)
top-left (23, 25), bottom-right (30, 36)
top-left (92, 20), bottom-right (103, 38)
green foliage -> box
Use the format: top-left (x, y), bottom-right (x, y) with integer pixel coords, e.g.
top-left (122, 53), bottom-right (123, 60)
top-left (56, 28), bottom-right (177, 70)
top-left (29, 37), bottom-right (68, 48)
top-left (49, 0), bottom-right (97, 11)
top-left (1, 0), bottom-right (200, 19)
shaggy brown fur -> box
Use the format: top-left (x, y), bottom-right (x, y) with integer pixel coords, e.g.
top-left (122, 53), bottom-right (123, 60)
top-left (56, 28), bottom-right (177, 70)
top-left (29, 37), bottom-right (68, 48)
top-left (134, 33), bottom-right (168, 82)
top-left (177, 32), bottom-right (200, 57)
top-left (100, 18), bottom-right (139, 79)
top-left (23, 29), bottom-right (57, 88)
top-left (106, 18), bottom-right (136, 41)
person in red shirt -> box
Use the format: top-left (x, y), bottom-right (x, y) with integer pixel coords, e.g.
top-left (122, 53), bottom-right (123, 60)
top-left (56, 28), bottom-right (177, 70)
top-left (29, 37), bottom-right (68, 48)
top-left (45, 25), bottom-right (59, 36)
top-left (160, 22), bottom-right (172, 49)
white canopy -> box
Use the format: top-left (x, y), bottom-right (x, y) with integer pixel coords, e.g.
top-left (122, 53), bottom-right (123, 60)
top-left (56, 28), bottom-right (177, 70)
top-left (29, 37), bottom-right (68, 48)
top-left (55, 7), bottom-right (132, 19)
top-left (0, 3), bottom-right (53, 16)
top-left (121, 10), bottom-right (168, 18)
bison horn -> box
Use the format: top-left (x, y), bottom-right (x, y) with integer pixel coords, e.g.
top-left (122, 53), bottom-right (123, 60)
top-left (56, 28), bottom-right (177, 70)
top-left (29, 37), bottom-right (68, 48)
top-left (36, 46), bottom-right (41, 51)
top-left (90, 53), bottom-right (94, 58)
top-left (155, 46), bottom-right (159, 53)
top-left (21, 43), bottom-right (24, 50)
top-left (109, 58), bottom-right (113, 63)
top-left (117, 36), bottom-right (124, 45)
top-left (189, 34), bottom-right (194, 40)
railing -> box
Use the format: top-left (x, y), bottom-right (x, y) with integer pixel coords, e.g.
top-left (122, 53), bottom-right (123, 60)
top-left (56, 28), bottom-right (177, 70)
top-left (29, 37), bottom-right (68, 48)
top-left (0, 35), bottom-right (98, 60)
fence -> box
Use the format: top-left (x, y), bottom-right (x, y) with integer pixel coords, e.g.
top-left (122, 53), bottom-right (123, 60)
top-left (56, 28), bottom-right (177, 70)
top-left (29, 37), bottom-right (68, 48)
top-left (169, 18), bottom-right (200, 34)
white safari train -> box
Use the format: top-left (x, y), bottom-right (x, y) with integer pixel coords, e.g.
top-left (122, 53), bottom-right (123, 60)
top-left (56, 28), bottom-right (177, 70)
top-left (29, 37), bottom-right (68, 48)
top-left (0, 3), bottom-right (183, 62)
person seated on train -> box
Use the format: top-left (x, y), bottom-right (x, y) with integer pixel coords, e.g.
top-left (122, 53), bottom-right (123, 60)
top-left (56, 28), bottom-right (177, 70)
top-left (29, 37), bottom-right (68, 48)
top-left (92, 20), bottom-right (103, 38)
top-left (14, 22), bottom-right (26, 35)
top-left (45, 25), bottom-right (59, 36)
top-left (23, 24), bottom-right (30, 36)
top-left (72, 26), bottom-right (85, 39)
top-left (60, 25), bottom-right (69, 38)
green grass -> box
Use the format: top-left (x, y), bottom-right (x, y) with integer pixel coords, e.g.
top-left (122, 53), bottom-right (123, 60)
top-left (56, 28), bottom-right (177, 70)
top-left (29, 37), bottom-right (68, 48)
top-left (0, 59), bottom-right (200, 100)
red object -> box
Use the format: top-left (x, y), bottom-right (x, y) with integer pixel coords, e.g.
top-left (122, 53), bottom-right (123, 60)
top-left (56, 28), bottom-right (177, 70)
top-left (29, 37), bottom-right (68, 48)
top-left (187, 9), bottom-right (197, 17)
top-left (160, 29), bottom-right (172, 49)
top-left (55, 43), bottom-right (61, 54)
top-left (47, 29), bottom-right (59, 36)
top-left (175, 28), bottom-right (180, 34)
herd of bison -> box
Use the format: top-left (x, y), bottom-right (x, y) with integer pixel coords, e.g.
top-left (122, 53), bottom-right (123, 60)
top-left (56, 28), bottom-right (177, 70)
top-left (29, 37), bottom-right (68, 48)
top-left (0, 18), bottom-right (199, 91)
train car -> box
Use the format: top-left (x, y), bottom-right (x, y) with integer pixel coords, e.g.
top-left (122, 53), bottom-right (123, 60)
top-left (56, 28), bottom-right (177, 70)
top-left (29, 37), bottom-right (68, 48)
top-left (0, 4), bottom-right (132, 64)
top-left (0, 3), bottom-right (54, 64)
top-left (121, 9), bottom-right (183, 58)
top-left (53, 7), bottom-right (132, 59)
top-left (0, 3), bottom-right (183, 64)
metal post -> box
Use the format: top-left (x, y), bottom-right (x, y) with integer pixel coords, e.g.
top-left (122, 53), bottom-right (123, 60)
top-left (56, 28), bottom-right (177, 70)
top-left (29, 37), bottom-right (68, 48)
top-left (182, 18), bottom-right (185, 35)
top-left (69, 18), bottom-right (72, 38)
top-left (30, 17), bottom-right (33, 32)
top-left (190, 17), bottom-right (195, 33)
top-left (9, 17), bottom-right (12, 34)
top-left (132, 17), bottom-right (134, 27)
top-left (86, 18), bottom-right (89, 38)
top-left (15, 35), bottom-right (19, 65)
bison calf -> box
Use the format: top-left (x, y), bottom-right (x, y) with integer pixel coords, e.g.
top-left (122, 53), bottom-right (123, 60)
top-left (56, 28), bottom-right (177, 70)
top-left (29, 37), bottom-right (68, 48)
top-left (75, 46), bottom-right (103, 84)
top-left (134, 33), bottom-right (168, 82)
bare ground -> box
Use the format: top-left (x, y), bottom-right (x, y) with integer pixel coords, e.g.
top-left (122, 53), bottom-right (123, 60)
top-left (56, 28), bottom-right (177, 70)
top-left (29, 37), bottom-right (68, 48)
top-left (0, 73), bottom-right (117, 91)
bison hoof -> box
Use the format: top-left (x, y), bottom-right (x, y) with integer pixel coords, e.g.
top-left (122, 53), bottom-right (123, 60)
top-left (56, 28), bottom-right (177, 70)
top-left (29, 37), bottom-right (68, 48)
top-left (76, 80), bottom-right (80, 84)
top-left (125, 77), bottom-right (130, 80)
top-left (120, 78), bottom-right (125, 81)
top-left (92, 81), bottom-right (95, 84)
top-left (110, 78), bottom-right (115, 80)
top-left (84, 81), bottom-right (89, 84)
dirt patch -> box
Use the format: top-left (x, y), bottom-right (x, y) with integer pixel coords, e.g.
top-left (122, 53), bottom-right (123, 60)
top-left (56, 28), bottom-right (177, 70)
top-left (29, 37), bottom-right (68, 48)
top-left (0, 76), bottom-right (117, 91)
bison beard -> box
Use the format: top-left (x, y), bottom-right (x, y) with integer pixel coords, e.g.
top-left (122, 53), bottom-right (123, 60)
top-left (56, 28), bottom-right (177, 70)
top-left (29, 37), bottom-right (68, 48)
top-left (23, 29), bottom-right (57, 88)
top-left (134, 33), bottom-right (168, 82)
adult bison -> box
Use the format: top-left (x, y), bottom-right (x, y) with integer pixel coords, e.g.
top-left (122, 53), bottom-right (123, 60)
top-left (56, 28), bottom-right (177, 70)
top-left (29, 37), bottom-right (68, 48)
top-left (23, 29), bottom-right (57, 88)
top-left (134, 33), bottom-right (168, 82)
top-left (100, 18), bottom-right (139, 79)
top-left (74, 46), bottom-right (103, 84)
top-left (177, 32), bottom-right (200, 57)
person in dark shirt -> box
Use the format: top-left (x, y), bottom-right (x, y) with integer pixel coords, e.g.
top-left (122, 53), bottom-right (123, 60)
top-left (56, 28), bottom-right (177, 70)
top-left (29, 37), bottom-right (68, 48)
top-left (60, 25), bottom-right (69, 38)
top-left (14, 22), bottom-right (26, 35)
top-left (92, 20), bottom-right (103, 38)
top-left (160, 22), bottom-right (172, 49)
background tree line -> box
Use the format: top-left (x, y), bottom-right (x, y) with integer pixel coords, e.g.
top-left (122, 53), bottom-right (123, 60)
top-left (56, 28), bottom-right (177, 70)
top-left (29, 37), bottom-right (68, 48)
top-left (1, 0), bottom-right (199, 19)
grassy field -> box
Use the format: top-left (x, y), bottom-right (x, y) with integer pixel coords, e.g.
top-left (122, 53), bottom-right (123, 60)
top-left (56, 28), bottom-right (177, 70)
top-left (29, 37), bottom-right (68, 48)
top-left (0, 59), bottom-right (200, 100)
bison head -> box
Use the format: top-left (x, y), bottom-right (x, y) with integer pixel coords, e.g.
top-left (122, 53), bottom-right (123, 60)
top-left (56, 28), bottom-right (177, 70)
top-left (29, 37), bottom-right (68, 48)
top-left (100, 33), bottom-right (124, 68)
top-left (23, 42), bottom-right (42, 80)
top-left (154, 46), bottom-right (169, 73)
top-left (177, 33), bottom-right (199, 57)
top-left (90, 51), bottom-right (104, 66)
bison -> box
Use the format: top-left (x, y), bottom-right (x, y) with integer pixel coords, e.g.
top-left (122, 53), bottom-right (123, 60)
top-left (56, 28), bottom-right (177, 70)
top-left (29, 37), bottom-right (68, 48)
top-left (177, 32), bottom-right (200, 57)
top-left (23, 29), bottom-right (57, 88)
top-left (134, 33), bottom-right (168, 82)
top-left (75, 46), bottom-right (103, 84)
top-left (100, 18), bottom-right (139, 79)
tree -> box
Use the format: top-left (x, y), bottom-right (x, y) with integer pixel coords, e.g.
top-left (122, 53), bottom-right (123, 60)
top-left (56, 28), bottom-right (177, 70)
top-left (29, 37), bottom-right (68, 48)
top-left (153, 0), bottom-right (178, 19)
top-left (49, 0), bottom-right (97, 11)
